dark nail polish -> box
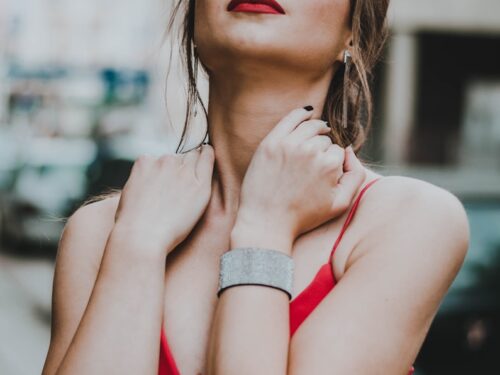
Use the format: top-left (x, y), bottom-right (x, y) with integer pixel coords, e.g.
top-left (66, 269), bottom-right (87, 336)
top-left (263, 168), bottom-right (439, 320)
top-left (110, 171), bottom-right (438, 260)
top-left (303, 105), bottom-right (314, 111)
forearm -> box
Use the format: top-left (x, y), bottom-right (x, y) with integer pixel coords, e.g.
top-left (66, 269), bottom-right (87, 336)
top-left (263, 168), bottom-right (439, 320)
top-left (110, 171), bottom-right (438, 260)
top-left (206, 221), bottom-right (293, 375)
top-left (55, 224), bottom-right (169, 375)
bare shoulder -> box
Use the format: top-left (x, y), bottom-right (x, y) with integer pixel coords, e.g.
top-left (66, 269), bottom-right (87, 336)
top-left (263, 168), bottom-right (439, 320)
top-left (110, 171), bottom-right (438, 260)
top-left (343, 174), bottom-right (470, 278)
top-left (59, 192), bottom-right (121, 269)
top-left (42, 192), bottom-right (121, 375)
top-left (67, 191), bottom-right (121, 229)
top-left (358, 174), bottom-right (469, 221)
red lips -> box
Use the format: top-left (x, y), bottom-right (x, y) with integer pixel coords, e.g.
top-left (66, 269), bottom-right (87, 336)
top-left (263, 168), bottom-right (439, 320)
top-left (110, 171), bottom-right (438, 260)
top-left (227, 0), bottom-right (286, 15)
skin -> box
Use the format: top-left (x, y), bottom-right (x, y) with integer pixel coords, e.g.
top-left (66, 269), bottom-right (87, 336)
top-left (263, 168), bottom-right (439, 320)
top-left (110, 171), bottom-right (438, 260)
top-left (42, 0), bottom-right (470, 374)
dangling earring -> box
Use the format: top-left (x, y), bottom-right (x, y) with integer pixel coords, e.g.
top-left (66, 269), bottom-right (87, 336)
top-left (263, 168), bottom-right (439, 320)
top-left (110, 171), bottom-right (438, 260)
top-left (342, 50), bottom-right (352, 129)
top-left (192, 43), bottom-right (199, 118)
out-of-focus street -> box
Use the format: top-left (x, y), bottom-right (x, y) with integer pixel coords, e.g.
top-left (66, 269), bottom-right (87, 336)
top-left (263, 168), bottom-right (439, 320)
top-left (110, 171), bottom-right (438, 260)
top-left (0, 251), bottom-right (53, 375)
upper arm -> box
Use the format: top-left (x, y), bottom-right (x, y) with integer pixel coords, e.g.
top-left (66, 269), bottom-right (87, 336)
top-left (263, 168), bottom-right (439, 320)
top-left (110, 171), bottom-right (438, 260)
top-left (288, 177), bottom-right (470, 375)
top-left (42, 194), bottom-right (120, 375)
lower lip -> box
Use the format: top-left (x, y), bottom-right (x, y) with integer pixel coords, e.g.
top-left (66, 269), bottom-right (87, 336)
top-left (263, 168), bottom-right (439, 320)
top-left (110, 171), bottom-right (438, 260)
top-left (230, 3), bottom-right (283, 14)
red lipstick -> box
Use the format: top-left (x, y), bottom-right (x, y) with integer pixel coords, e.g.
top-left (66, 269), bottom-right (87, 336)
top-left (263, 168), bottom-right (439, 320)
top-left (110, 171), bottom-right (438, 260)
top-left (227, 0), bottom-right (285, 15)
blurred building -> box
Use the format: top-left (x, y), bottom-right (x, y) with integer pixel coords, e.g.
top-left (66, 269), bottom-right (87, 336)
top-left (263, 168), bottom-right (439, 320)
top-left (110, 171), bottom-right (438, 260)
top-left (379, 0), bottom-right (500, 197)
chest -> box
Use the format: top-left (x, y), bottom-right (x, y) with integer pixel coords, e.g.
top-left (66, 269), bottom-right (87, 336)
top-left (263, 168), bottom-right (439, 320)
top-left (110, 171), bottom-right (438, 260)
top-left (160, 215), bottom-right (230, 373)
top-left (160, 216), bottom-right (349, 374)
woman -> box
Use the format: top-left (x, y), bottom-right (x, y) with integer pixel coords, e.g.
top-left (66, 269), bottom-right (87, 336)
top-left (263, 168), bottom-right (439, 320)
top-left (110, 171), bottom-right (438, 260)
top-left (42, 0), bottom-right (470, 374)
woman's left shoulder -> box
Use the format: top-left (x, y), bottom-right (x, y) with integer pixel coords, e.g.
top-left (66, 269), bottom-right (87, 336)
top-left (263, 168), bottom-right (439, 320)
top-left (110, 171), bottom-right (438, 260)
top-left (345, 174), bottom-right (470, 273)
top-left (365, 174), bottom-right (468, 227)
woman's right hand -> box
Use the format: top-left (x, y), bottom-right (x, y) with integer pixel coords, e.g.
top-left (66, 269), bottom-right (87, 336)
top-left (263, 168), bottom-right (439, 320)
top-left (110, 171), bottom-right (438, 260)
top-left (112, 144), bottom-right (215, 257)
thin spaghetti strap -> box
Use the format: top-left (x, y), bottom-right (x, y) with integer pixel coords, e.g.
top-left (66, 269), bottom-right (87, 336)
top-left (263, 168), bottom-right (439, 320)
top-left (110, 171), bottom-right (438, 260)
top-left (328, 177), bottom-right (383, 264)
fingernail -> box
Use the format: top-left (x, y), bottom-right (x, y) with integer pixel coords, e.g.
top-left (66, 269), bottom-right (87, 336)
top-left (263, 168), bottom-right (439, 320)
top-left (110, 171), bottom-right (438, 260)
top-left (303, 105), bottom-right (314, 111)
top-left (347, 144), bottom-right (353, 152)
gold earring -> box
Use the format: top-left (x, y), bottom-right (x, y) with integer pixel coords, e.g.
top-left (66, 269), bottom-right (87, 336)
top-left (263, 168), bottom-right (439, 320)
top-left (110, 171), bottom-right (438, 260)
top-left (342, 50), bottom-right (352, 129)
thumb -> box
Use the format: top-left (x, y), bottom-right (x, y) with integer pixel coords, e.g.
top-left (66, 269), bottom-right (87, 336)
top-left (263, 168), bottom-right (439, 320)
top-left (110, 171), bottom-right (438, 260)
top-left (333, 145), bottom-right (366, 210)
top-left (196, 143), bottom-right (215, 183)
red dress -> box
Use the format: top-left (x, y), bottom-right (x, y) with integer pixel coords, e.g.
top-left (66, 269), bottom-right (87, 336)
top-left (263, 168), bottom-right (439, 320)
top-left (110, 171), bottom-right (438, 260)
top-left (158, 177), bottom-right (415, 375)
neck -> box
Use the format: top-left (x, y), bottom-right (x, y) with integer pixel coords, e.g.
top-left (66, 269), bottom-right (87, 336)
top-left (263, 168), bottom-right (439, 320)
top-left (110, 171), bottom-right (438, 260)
top-left (206, 69), bottom-right (334, 217)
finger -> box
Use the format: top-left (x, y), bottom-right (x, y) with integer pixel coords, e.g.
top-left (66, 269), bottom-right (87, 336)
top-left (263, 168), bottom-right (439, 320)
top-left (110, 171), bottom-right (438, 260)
top-left (301, 134), bottom-right (333, 153)
top-left (323, 144), bottom-right (345, 183)
top-left (323, 144), bottom-right (345, 166)
top-left (266, 107), bottom-right (315, 141)
top-left (195, 144), bottom-right (215, 183)
top-left (130, 154), bottom-right (160, 180)
top-left (176, 146), bottom-right (203, 168)
top-left (334, 146), bottom-right (366, 209)
top-left (286, 119), bottom-right (331, 145)
top-left (133, 154), bottom-right (156, 172)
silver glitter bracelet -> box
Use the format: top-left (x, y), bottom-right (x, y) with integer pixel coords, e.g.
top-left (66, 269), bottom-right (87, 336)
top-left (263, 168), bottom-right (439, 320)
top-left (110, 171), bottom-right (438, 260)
top-left (217, 247), bottom-right (294, 300)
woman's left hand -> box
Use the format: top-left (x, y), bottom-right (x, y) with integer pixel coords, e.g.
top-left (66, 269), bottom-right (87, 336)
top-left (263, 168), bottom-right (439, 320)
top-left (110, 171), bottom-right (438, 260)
top-left (233, 107), bottom-right (366, 250)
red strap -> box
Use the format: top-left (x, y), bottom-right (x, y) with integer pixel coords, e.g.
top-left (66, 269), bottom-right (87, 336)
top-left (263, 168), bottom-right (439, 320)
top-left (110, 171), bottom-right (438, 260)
top-left (328, 177), bottom-right (382, 265)
top-left (159, 326), bottom-right (180, 375)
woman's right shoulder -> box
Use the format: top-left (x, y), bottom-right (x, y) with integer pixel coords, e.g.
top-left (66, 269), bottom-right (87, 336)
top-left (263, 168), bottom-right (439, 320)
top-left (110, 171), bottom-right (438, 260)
top-left (67, 191), bottom-right (122, 229)
top-left (42, 192), bottom-right (123, 375)
top-left (58, 191), bottom-right (122, 269)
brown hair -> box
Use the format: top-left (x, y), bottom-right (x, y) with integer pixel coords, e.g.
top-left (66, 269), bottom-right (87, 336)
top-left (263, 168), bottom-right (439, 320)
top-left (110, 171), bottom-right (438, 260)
top-left (168, 0), bottom-right (391, 154)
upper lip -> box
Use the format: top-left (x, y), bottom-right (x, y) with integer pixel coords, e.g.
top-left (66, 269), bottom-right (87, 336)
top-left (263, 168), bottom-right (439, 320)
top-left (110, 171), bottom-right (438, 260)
top-left (227, 0), bottom-right (286, 14)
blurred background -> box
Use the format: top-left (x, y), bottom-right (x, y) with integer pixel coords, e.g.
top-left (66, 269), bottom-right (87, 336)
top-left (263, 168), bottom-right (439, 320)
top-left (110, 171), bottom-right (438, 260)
top-left (0, 0), bottom-right (499, 374)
